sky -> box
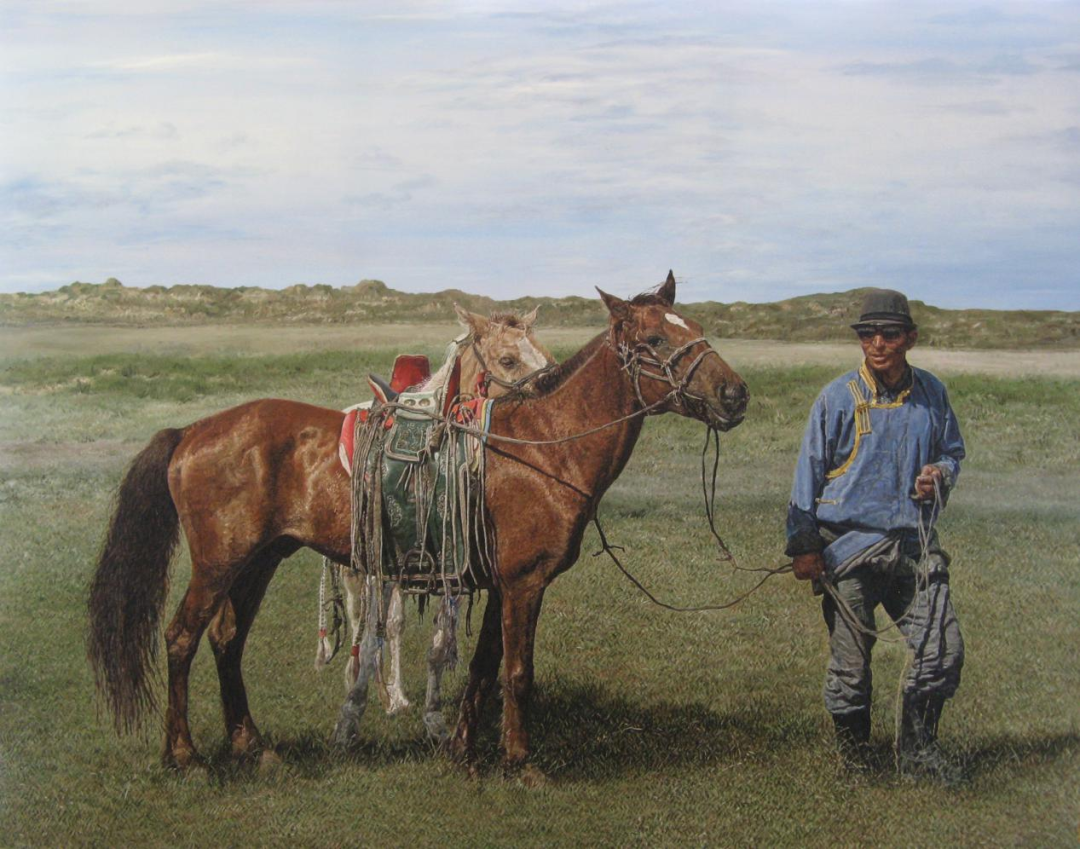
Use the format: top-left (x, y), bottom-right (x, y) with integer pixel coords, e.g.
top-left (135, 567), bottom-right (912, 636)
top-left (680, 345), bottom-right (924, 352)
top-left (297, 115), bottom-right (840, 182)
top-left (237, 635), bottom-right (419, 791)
top-left (2, 1), bottom-right (1079, 309)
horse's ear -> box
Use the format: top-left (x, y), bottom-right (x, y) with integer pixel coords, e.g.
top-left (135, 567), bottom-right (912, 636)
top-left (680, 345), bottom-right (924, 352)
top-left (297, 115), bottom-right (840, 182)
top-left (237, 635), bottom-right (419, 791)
top-left (658, 270), bottom-right (676, 306)
top-left (521, 305), bottom-right (540, 330)
top-left (454, 303), bottom-right (488, 337)
top-left (597, 288), bottom-right (630, 322)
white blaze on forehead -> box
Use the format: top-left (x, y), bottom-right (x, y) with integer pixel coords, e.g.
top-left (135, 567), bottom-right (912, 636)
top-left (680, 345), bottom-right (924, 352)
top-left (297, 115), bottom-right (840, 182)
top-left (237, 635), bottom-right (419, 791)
top-left (517, 335), bottom-right (547, 370)
top-left (665, 313), bottom-right (690, 331)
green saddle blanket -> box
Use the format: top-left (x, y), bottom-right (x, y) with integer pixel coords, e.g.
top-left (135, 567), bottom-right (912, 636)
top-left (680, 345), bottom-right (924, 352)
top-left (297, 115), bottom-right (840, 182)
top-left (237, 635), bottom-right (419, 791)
top-left (353, 394), bottom-right (493, 593)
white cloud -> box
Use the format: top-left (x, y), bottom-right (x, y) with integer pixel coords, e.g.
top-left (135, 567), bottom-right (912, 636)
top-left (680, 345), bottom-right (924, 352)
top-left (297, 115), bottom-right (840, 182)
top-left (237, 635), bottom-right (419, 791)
top-left (1, 1), bottom-right (1078, 308)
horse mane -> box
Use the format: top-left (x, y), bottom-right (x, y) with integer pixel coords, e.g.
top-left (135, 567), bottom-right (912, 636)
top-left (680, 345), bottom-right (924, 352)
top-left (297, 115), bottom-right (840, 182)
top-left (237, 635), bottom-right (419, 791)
top-left (629, 291), bottom-right (670, 307)
top-left (488, 311), bottom-right (526, 328)
top-left (495, 332), bottom-right (607, 404)
top-left (490, 288), bottom-right (662, 404)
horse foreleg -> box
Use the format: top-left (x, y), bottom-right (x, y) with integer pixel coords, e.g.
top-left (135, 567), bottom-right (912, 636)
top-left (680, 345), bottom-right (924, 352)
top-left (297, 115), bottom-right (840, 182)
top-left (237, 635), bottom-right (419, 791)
top-left (383, 583), bottom-right (411, 714)
top-left (499, 585), bottom-right (545, 779)
top-left (449, 590), bottom-right (503, 764)
top-left (207, 549), bottom-right (282, 759)
top-left (162, 574), bottom-right (231, 770)
top-left (330, 580), bottom-right (382, 748)
top-left (422, 595), bottom-right (459, 743)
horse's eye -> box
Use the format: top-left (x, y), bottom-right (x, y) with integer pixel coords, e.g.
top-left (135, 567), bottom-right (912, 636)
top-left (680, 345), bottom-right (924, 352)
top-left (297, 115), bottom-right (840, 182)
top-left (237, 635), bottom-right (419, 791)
top-left (645, 336), bottom-right (665, 348)
top-left (499, 356), bottom-right (517, 369)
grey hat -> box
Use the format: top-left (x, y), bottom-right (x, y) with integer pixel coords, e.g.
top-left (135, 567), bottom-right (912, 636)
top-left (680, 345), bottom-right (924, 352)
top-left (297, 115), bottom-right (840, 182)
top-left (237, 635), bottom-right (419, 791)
top-left (851, 288), bottom-right (916, 330)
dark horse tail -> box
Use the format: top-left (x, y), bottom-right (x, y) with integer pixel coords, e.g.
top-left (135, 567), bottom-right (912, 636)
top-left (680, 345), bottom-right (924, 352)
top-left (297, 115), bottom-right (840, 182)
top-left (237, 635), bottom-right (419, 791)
top-left (88, 427), bottom-right (185, 733)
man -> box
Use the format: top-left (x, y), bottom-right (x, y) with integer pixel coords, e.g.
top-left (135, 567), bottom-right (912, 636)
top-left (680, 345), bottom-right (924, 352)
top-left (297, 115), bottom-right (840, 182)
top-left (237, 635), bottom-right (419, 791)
top-left (786, 289), bottom-right (966, 781)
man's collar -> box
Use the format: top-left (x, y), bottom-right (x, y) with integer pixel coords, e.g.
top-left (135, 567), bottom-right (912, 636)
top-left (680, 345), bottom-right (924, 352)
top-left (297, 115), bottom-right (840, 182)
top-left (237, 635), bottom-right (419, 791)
top-left (859, 361), bottom-right (913, 401)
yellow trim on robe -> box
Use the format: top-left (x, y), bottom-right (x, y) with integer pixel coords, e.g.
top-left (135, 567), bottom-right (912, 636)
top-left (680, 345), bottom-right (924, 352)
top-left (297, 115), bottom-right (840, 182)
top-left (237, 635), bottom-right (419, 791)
top-left (859, 362), bottom-right (912, 409)
top-left (826, 379), bottom-right (873, 480)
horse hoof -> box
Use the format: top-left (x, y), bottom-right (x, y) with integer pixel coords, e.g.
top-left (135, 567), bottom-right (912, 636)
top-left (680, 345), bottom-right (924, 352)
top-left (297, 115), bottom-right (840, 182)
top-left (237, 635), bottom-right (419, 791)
top-left (386, 696), bottom-right (411, 716)
top-left (330, 724), bottom-right (359, 751)
top-left (258, 749), bottom-right (283, 775)
top-left (230, 728), bottom-right (264, 759)
top-left (517, 763), bottom-right (548, 789)
top-left (163, 746), bottom-right (200, 772)
top-left (445, 734), bottom-right (470, 763)
top-left (423, 713), bottom-right (450, 744)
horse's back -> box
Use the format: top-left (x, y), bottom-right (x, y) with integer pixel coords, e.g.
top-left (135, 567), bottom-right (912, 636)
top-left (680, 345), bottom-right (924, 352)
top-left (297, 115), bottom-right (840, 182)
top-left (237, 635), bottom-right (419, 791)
top-left (168, 398), bottom-right (350, 561)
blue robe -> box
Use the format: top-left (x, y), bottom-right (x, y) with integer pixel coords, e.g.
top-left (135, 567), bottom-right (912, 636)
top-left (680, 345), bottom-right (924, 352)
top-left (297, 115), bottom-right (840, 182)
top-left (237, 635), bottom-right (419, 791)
top-left (786, 362), bottom-right (965, 577)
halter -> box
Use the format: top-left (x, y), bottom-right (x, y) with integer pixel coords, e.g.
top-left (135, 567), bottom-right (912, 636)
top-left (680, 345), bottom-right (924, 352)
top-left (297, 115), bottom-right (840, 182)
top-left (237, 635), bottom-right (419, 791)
top-left (610, 330), bottom-right (723, 414)
top-left (469, 339), bottom-right (557, 395)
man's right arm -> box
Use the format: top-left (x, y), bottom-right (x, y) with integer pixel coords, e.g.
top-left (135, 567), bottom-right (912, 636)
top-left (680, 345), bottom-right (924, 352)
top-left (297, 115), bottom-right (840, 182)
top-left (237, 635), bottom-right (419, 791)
top-left (786, 394), bottom-right (830, 579)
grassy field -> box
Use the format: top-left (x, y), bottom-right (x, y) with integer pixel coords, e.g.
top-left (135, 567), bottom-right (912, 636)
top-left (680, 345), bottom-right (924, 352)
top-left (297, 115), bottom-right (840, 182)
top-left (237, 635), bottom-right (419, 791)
top-left (0, 326), bottom-right (1078, 846)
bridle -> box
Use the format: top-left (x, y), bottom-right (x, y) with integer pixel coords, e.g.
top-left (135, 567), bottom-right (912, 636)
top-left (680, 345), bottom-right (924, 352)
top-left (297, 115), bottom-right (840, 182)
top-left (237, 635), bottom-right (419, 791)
top-left (611, 329), bottom-right (723, 414)
top-left (469, 338), bottom-right (557, 396)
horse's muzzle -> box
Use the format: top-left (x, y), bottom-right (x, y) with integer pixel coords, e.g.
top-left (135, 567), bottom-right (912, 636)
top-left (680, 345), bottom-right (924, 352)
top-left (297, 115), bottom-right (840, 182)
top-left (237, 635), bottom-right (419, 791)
top-left (708, 381), bottom-right (749, 430)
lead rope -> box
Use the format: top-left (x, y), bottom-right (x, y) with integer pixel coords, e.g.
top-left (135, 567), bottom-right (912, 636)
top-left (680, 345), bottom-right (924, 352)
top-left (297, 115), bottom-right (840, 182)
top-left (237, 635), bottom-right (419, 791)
top-left (593, 426), bottom-right (792, 612)
top-left (818, 477), bottom-right (942, 644)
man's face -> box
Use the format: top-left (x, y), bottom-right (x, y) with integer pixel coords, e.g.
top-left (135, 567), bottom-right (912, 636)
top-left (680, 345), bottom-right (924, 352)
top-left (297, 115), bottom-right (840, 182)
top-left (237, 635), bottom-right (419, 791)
top-left (857, 325), bottom-right (917, 377)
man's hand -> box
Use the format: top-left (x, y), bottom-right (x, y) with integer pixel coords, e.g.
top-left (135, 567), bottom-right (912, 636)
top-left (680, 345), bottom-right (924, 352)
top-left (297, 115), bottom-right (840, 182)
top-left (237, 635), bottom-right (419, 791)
top-left (915, 464), bottom-right (942, 501)
top-left (792, 552), bottom-right (825, 581)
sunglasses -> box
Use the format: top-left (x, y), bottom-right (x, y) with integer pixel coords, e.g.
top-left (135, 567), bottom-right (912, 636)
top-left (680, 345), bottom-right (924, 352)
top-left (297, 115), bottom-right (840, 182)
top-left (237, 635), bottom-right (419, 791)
top-left (856, 327), bottom-right (905, 342)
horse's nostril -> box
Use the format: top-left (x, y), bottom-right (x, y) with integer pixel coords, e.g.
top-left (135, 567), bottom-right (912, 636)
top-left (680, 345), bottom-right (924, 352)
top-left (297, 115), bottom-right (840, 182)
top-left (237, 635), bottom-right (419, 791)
top-left (720, 383), bottom-right (746, 400)
top-left (719, 382), bottom-right (749, 411)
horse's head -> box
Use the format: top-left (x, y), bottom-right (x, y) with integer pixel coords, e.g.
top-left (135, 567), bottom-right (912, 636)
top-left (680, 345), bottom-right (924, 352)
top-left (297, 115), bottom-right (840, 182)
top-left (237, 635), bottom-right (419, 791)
top-left (454, 304), bottom-right (556, 399)
top-left (597, 271), bottom-right (748, 431)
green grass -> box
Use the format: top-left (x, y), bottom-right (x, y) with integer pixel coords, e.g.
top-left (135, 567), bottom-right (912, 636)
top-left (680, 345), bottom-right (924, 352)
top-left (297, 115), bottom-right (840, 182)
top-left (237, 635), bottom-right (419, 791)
top-left (1, 335), bottom-right (1078, 846)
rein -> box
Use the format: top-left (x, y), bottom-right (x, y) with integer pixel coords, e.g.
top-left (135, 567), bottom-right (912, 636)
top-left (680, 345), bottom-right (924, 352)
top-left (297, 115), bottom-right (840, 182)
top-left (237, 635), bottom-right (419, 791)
top-left (594, 427), bottom-right (792, 613)
top-left (378, 328), bottom-right (785, 613)
top-left (817, 478), bottom-right (944, 643)
top-left (383, 335), bottom-right (691, 448)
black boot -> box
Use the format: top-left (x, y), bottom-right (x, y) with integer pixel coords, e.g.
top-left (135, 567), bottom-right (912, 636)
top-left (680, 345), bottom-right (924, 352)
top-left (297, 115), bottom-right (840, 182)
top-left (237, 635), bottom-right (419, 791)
top-left (897, 693), bottom-right (962, 784)
top-left (832, 709), bottom-right (872, 773)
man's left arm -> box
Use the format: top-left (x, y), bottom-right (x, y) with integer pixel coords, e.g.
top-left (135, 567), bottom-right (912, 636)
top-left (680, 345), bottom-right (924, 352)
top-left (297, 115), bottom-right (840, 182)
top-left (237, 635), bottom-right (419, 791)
top-left (916, 386), bottom-right (966, 503)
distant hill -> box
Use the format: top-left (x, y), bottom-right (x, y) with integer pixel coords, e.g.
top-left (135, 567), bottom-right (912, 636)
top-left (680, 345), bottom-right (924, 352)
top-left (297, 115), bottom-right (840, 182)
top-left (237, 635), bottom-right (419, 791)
top-left (1, 278), bottom-right (1077, 349)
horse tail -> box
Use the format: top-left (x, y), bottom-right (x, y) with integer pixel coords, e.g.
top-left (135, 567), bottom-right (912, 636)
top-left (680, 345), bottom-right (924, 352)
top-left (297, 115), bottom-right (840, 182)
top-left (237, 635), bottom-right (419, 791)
top-left (87, 427), bottom-right (185, 734)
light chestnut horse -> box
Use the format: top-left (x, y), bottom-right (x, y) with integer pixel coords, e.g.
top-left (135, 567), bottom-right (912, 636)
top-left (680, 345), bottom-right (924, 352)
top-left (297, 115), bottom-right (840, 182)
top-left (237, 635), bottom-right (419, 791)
top-left (327, 305), bottom-right (555, 740)
top-left (87, 308), bottom-right (551, 770)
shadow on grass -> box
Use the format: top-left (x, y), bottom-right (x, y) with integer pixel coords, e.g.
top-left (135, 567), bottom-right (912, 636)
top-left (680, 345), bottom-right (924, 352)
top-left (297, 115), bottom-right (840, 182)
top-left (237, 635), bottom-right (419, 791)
top-left (202, 679), bottom-right (820, 784)
top-left (954, 732), bottom-right (1080, 781)
top-left (515, 680), bottom-right (819, 781)
top-left (195, 683), bottom-right (1079, 787)
top-left (831, 732), bottom-right (1080, 788)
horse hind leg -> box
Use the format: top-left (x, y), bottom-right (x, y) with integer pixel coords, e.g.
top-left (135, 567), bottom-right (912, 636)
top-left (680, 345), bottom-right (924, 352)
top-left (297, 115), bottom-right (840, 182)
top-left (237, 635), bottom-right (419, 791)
top-left (162, 571), bottom-right (234, 770)
top-left (383, 583), bottom-right (411, 715)
top-left (330, 579), bottom-right (383, 748)
top-left (422, 595), bottom-right (460, 743)
top-left (340, 568), bottom-right (366, 690)
top-left (207, 546), bottom-right (286, 760)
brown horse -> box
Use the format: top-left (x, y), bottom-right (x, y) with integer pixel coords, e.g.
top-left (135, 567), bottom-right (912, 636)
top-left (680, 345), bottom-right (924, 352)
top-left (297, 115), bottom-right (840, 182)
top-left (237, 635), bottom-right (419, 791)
top-left (87, 308), bottom-right (551, 769)
top-left (433, 274), bottom-right (748, 782)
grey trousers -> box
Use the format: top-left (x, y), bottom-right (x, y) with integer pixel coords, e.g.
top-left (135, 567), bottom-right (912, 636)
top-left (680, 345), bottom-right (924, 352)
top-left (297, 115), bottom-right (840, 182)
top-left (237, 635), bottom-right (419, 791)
top-left (821, 537), bottom-right (964, 716)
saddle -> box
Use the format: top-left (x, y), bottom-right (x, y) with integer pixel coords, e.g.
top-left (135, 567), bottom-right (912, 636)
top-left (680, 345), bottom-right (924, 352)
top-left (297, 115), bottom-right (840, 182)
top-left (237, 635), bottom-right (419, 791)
top-left (338, 354), bottom-right (461, 474)
top-left (340, 351), bottom-right (493, 594)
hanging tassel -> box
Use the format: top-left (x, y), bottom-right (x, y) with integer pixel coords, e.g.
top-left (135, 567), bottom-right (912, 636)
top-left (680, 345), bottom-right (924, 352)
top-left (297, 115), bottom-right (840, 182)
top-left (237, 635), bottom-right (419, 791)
top-left (315, 558), bottom-right (345, 670)
top-left (314, 560), bottom-right (331, 670)
top-left (344, 642), bottom-right (360, 688)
